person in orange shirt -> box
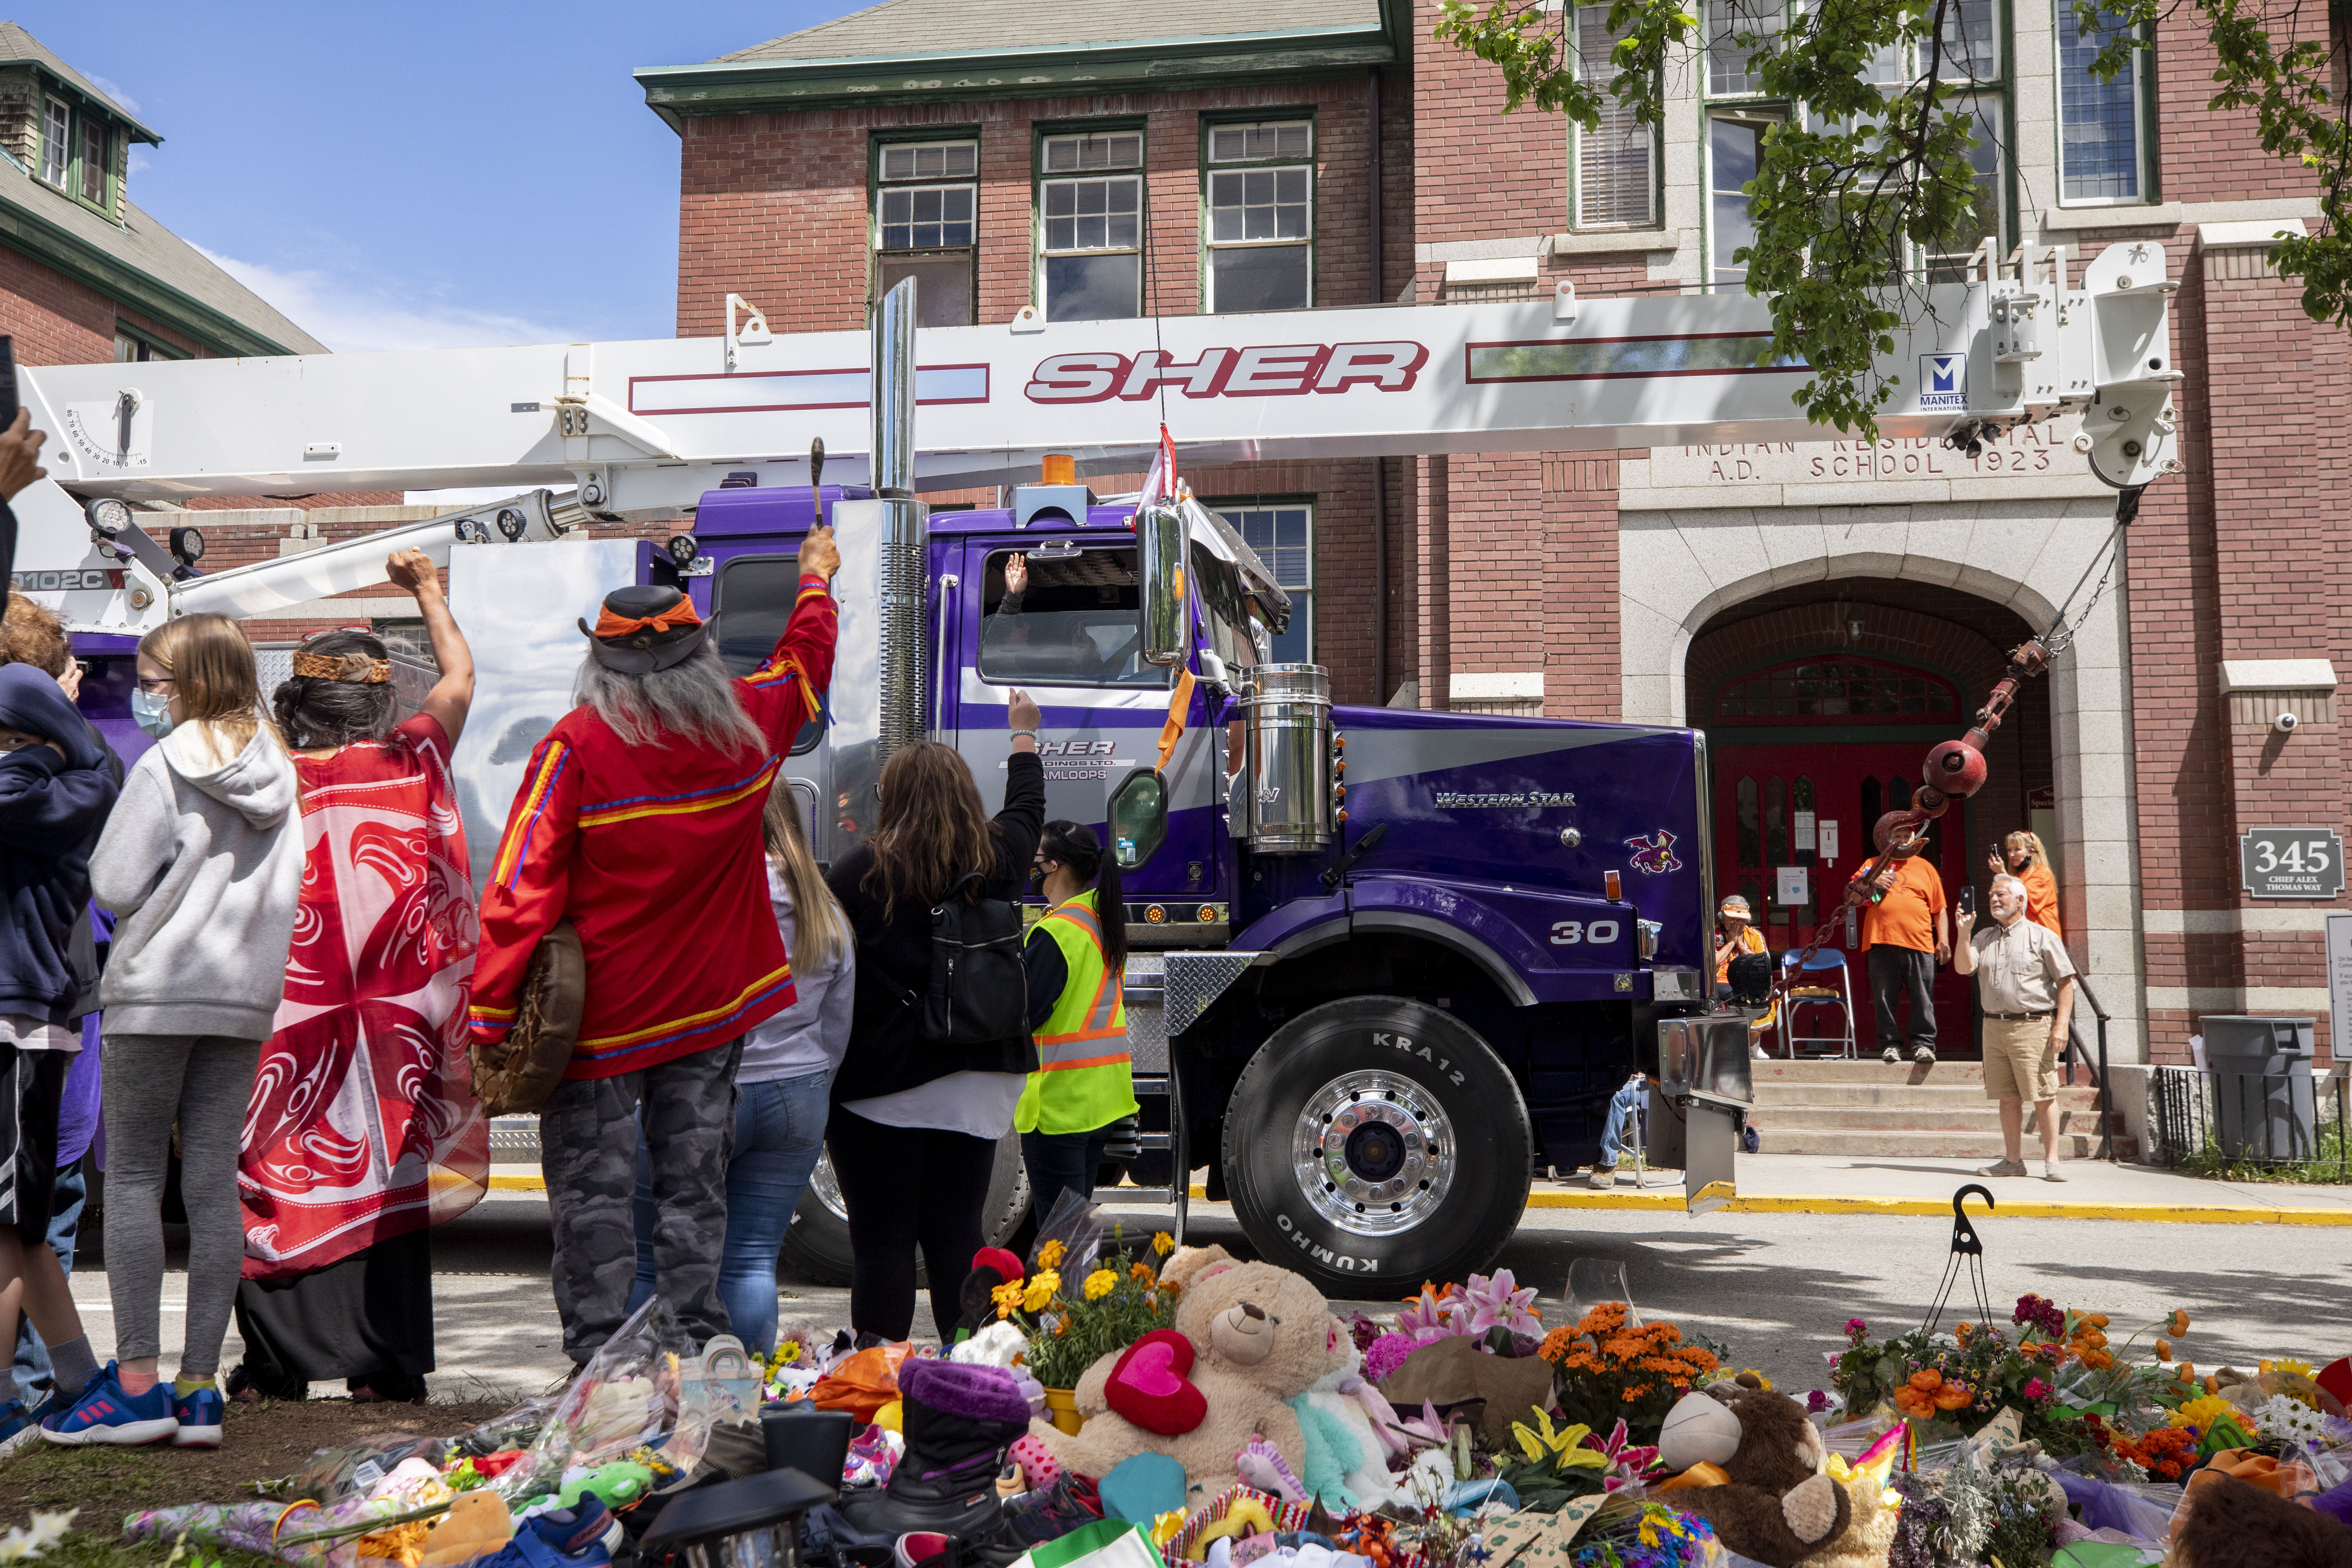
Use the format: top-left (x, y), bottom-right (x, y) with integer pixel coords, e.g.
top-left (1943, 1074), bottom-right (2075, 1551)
top-left (1985, 831), bottom-right (2062, 939)
top-left (1858, 828), bottom-right (1950, 1066)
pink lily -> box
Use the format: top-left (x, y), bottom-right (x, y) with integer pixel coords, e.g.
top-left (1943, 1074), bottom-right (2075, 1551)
top-left (1456, 1270), bottom-right (1545, 1336)
top-left (1398, 1284), bottom-right (1455, 1339)
top-left (1585, 1418), bottom-right (1662, 1490)
top-left (1386, 1399), bottom-right (1460, 1451)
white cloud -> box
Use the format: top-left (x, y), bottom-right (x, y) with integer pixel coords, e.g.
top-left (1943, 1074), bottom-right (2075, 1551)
top-left (194, 246), bottom-right (587, 354)
top-left (86, 75), bottom-right (141, 115)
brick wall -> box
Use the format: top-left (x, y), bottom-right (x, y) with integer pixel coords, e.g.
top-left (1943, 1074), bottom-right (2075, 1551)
top-left (0, 243), bottom-right (203, 366)
top-left (675, 77), bottom-right (1383, 338)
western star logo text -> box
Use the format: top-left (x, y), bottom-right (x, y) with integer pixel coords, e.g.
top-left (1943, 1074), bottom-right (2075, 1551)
top-left (1024, 343), bottom-right (1429, 403)
top-left (1433, 790), bottom-right (1576, 809)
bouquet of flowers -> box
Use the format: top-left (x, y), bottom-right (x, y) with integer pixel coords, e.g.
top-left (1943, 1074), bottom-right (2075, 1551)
top-left (1565, 1502), bottom-right (1720, 1567)
top-left (1363, 1271), bottom-right (1546, 1381)
top-left (1537, 1302), bottom-right (1723, 1439)
top-left (999, 1232), bottom-right (1180, 1390)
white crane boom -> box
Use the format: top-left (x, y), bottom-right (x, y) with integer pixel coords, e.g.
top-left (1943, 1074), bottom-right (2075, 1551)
top-left (7, 239), bottom-right (2178, 634)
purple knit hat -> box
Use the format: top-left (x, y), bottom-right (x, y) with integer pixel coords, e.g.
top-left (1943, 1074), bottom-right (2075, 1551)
top-left (897, 1358), bottom-right (1031, 1427)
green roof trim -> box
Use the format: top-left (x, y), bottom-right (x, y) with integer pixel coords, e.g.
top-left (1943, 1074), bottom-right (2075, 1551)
top-left (636, 6), bottom-right (1402, 125)
top-left (0, 23), bottom-right (164, 145)
top-left (0, 190), bottom-right (305, 357)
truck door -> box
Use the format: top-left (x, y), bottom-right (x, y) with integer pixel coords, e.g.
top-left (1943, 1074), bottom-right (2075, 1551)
top-left (708, 550), bottom-right (829, 850)
top-left (955, 539), bottom-right (1220, 907)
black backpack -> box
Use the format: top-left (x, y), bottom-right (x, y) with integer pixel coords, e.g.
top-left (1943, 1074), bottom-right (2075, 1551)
top-left (922, 872), bottom-right (1029, 1043)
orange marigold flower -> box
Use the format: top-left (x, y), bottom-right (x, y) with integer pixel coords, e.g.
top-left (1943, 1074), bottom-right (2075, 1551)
top-left (1934, 1386), bottom-right (1974, 1411)
top-left (2169, 1310), bottom-right (2191, 1336)
top-left (1160, 1279), bottom-right (1182, 1298)
top-left (1131, 1263), bottom-right (1155, 1281)
top-left (2085, 1313), bottom-right (2110, 1329)
top-left (1907, 1370), bottom-right (1945, 1392)
top-left (2155, 1339), bottom-right (2173, 1363)
top-left (1539, 1327), bottom-right (1577, 1363)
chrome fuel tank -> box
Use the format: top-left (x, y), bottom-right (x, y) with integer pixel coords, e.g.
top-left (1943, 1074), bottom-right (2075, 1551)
top-left (1237, 663), bottom-right (1333, 854)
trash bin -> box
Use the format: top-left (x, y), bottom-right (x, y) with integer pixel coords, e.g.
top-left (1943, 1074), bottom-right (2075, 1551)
top-left (2200, 1015), bottom-right (2317, 1160)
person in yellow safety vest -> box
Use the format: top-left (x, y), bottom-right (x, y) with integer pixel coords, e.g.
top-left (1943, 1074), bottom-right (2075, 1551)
top-left (1016, 820), bottom-right (1141, 1225)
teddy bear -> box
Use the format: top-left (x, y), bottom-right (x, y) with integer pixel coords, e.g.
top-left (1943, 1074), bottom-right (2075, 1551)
top-left (1030, 1245), bottom-right (1335, 1504)
top-left (1654, 1387), bottom-right (1852, 1568)
top-left (1289, 1316), bottom-right (1407, 1512)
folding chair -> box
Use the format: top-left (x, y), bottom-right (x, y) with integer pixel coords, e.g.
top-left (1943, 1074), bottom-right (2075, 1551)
top-left (1778, 948), bottom-right (1857, 1059)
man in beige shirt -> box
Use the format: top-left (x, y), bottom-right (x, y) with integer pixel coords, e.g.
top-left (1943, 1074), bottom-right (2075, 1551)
top-left (1954, 873), bottom-right (2078, 1181)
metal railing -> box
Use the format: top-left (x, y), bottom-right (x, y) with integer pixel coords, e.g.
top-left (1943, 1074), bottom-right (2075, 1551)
top-left (2061, 973), bottom-right (2115, 1161)
top-left (2148, 1062), bottom-right (2351, 1181)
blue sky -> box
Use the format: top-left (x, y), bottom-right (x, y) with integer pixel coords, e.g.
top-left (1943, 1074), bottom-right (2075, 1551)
top-left (26, 1), bottom-right (849, 350)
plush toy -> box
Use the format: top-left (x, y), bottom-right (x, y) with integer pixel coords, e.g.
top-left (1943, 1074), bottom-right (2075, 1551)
top-left (2170, 1473), bottom-right (2352, 1568)
top-left (1031, 1246), bottom-right (1334, 1502)
top-left (1290, 1318), bottom-right (1404, 1512)
top-left (418, 1492), bottom-right (511, 1568)
top-left (1653, 1387), bottom-right (1851, 1568)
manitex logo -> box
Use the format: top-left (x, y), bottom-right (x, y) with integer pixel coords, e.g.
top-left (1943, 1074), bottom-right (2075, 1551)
top-left (1919, 353), bottom-right (1967, 410)
top-left (1025, 343), bottom-right (1428, 403)
top-left (1433, 790), bottom-right (1576, 809)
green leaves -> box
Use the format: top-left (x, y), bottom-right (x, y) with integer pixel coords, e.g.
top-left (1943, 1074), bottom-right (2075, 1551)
top-left (1435, 0), bottom-right (2348, 438)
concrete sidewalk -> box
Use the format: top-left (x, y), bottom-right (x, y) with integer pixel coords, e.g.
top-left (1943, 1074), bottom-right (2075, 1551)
top-left (1532, 1152), bottom-right (2352, 1222)
top-left (493, 1155), bottom-right (2352, 1223)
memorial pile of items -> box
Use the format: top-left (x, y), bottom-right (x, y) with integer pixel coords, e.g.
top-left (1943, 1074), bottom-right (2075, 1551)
top-left (6, 1200), bottom-right (2348, 1568)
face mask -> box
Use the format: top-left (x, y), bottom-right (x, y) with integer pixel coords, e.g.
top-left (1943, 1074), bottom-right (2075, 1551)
top-left (1027, 864), bottom-right (1048, 894)
top-left (132, 688), bottom-right (175, 739)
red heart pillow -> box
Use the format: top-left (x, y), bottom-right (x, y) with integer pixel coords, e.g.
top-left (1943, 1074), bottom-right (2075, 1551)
top-left (1104, 1328), bottom-right (1207, 1436)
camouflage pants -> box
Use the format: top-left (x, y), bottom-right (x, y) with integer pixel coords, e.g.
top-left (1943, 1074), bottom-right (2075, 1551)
top-left (540, 1039), bottom-right (741, 1363)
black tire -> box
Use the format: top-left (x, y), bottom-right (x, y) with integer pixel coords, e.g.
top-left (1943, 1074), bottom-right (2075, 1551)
top-left (1222, 996), bottom-right (1532, 1297)
top-left (779, 1129), bottom-right (1031, 1287)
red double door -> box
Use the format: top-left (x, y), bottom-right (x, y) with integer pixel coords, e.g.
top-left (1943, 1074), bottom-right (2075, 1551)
top-left (1710, 740), bottom-right (1973, 1055)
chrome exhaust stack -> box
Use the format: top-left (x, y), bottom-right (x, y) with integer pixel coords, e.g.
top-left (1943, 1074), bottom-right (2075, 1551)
top-left (871, 277), bottom-right (927, 761)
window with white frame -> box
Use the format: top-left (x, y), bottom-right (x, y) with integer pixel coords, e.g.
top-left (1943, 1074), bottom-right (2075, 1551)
top-left (875, 138), bottom-right (978, 327)
top-left (39, 99), bottom-right (68, 187)
top-left (1205, 120), bottom-right (1312, 313)
top-left (1219, 503), bottom-right (1312, 663)
top-left (1039, 130), bottom-right (1144, 322)
top-left (1701, 0), bottom-right (2010, 285)
top-left (1572, 7), bottom-right (1657, 228)
top-left (2055, 1), bottom-right (2147, 203)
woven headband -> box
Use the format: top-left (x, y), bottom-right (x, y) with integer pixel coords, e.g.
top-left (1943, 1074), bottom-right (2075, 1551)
top-left (592, 599), bottom-right (705, 640)
top-left (292, 650), bottom-right (391, 684)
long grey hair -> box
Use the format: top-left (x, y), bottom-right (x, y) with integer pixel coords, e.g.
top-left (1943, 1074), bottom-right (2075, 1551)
top-left (574, 641), bottom-right (765, 757)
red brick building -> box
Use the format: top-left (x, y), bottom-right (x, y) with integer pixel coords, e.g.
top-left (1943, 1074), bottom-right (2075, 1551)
top-left (639, 0), bottom-right (2348, 1089)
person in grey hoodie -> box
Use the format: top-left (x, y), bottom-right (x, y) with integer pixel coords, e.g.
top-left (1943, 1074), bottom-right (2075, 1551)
top-left (50, 614), bottom-right (301, 1450)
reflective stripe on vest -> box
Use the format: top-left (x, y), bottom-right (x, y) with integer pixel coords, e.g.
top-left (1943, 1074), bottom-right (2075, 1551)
top-left (1016, 890), bottom-right (1139, 1136)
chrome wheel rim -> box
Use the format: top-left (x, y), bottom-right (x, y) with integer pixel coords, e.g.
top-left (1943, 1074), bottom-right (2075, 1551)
top-left (807, 1151), bottom-right (847, 1220)
top-left (1290, 1070), bottom-right (1456, 1236)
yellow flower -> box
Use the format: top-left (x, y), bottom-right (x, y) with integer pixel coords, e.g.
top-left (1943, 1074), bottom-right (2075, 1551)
top-left (1023, 1270), bottom-right (1061, 1313)
top-left (1152, 1232), bottom-right (1175, 1257)
top-left (2169, 1394), bottom-right (2234, 1430)
top-left (1037, 1240), bottom-right (1068, 1270)
top-left (1084, 1269), bottom-right (1118, 1302)
top-left (1509, 1408), bottom-right (1603, 1471)
top-left (776, 1342), bottom-right (801, 1365)
top-left (1635, 1509), bottom-right (1683, 1548)
top-left (992, 1281), bottom-right (1026, 1320)
top-left (1739, 1368), bottom-right (1774, 1391)
top-left (2262, 1357), bottom-right (2314, 1378)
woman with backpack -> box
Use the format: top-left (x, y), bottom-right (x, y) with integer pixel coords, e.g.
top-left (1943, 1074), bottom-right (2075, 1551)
top-left (1016, 820), bottom-right (1138, 1225)
top-left (825, 692), bottom-right (1042, 1341)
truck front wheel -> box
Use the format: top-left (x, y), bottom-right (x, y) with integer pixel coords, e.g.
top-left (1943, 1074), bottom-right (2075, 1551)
top-left (780, 1131), bottom-right (1031, 1288)
top-left (1221, 996), bottom-right (1532, 1297)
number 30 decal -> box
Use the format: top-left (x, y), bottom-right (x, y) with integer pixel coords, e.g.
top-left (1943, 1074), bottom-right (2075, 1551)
top-left (2254, 839), bottom-right (2333, 874)
top-left (1549, 919), bottom-right (1622, 946)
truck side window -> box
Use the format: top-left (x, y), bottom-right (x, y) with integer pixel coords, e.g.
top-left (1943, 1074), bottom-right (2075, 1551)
top-left (977, 547), bottom-right (1161, 688)
top-left (713, 553), bottom-right (823, 754)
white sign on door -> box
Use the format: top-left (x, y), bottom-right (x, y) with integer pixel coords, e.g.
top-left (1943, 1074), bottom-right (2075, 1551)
top-left (1794, 810), bottom-right (1817, 852)
top-left (1776, 865), bottom-right (1810, 906)
top-left (1817, 819), bottom-right (1840, 861)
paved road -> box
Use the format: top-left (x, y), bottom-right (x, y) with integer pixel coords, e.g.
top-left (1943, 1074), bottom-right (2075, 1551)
top-left (64, 1188), bottom-right (2352, 1401)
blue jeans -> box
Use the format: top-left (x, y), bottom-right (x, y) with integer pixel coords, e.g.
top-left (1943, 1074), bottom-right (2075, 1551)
top-left (13, 1160), bottom-right (87, 1403)
top-left (1021, 1129), bottom-right (1113, 1229)
top-left (1597, 1081), bottom-right (1646, 1167)
top-left (627, 1069), bottom-right (828, 1357)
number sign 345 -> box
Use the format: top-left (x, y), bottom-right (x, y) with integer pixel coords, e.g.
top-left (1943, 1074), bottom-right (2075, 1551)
top-left (2241, 827), bottom-right (2347, 899)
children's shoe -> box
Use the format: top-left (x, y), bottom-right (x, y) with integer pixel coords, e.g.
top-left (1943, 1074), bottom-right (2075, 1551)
top-left (173, 1384), bottom-right (225, 1447)
top-left (0, 1399), bottom-right (39, 1457)
top-left (40, 1364), bottom-right (178, 1446)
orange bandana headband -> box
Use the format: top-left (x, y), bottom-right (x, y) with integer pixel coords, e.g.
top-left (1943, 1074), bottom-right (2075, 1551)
top-left (291, 650), bottom-right (390, 684)
top-left (591, 598), bottom-right (705, 640)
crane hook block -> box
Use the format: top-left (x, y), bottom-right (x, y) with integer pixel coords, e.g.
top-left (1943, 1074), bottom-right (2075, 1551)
top-left (1924, 738), bottom-right (1989, 798)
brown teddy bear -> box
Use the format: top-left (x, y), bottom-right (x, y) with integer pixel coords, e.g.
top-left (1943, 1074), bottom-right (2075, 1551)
top-left (1030, 1246), bottom-right (1334, 1503)
top-left (1654, 1387), bottom-right (1852, 1568)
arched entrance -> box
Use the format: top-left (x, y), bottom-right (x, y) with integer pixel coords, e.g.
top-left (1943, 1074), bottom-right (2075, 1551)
top-left (1689, 584), bottom-right (2057, 1059)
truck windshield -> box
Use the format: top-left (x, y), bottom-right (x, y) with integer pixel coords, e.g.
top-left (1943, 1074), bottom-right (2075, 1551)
top-left (713, 554), bottom-right (823, 753)
top-left (978, 547), bottom-right (1160, 688)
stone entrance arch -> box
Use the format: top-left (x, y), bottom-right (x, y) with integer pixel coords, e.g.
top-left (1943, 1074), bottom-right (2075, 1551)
top-left (1617, 496), bottom-right (2145, 1062)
